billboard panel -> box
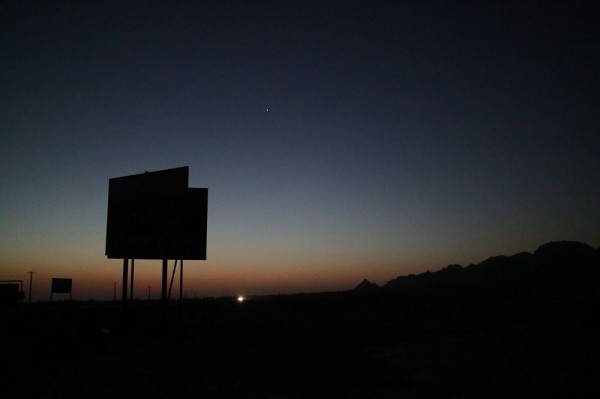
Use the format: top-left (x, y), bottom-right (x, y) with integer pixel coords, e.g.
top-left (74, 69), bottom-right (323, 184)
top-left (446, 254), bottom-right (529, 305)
top-left (105, 167), bottom-right (207, 260)
top-left (0, 284), bottom-right (20, 304)
top-left (107, 167), bottom-right (188, 202)
top-left (51, 278), bottom-right (72, 294)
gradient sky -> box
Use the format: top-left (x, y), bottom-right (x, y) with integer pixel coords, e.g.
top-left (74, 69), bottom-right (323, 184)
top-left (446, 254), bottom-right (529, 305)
top-left (2, 1), bottom-right (599, 301)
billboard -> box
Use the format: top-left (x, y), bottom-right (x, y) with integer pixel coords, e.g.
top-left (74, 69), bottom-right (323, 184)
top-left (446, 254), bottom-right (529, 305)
top-left (0, 283), bottom-right (21, 304)
top-left (51, 278), bottom-right (72, 294)
top-left (105, 167), bottom-right (208, 260)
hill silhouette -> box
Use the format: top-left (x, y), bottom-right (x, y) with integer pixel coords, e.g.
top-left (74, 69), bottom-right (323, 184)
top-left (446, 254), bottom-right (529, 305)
top-left (376, 241), bottom-right (599, 300)
top-left (354, 279), bottom-right (379, 291)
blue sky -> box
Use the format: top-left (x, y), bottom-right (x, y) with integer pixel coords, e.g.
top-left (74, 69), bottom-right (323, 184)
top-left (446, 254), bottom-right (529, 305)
top-left (1, 1), bottom-right (598, 300)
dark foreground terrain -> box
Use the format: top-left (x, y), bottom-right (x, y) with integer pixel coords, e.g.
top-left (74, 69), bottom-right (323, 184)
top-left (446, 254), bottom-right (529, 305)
top-left (2, 287), bottom-right (598, 399)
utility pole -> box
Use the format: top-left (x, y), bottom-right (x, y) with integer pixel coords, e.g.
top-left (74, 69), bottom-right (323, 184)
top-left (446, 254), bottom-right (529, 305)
top-left (27, 271), bottom-right (34, 303)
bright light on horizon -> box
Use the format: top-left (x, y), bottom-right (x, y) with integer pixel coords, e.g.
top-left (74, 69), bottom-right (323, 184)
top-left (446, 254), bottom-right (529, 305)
top-left (237, 295), bottom-right (245, 303)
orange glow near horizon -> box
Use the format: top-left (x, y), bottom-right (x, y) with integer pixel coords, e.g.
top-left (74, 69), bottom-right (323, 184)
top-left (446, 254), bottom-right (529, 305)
top-left (0, 237), bottom-right (554, 302)
top-left (2, 253), bottom-right (420, 301)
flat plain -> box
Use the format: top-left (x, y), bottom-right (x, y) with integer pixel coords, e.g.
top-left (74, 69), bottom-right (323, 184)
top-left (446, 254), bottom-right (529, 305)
top-left (2, 289), bottom-right (597, 398)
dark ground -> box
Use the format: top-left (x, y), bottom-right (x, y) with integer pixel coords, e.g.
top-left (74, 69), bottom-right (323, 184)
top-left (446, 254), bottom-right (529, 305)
top-left (2, 290), bottom-right (598, 398)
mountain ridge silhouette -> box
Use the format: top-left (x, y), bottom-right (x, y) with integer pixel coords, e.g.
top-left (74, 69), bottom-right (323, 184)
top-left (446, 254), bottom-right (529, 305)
top-left (360, 241), bottom-right (599, 299)
top-left (354, 278), bottom-right (379, 291)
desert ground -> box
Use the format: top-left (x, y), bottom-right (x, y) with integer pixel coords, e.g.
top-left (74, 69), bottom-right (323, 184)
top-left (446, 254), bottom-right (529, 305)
top-left (2, 289), bottom-right (597, 398)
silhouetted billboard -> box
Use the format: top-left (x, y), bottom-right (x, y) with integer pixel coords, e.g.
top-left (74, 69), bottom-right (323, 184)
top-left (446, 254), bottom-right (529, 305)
top-left (0, 283), bottom-right (21, 305)
top-left (51, 278), bottom-right (72, 294)
top-left (105, 167), bottom-right (208, 260)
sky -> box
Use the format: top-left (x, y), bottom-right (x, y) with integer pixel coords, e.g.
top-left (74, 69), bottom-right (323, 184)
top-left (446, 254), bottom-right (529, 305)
top-left (1, 0), bottom-right (599, 301)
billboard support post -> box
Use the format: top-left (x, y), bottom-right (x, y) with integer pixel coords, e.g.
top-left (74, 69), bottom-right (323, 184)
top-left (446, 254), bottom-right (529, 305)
top-left (180, 260), bottom-right (184, 303)
top-left (162, 259), bottom-right (168, 311)
top-left (122, 259), bottom-right (128, 309)
top-left (168, 260), bottom-right (178, 300)
top-left (130, 259), bottom-right (135, 305)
